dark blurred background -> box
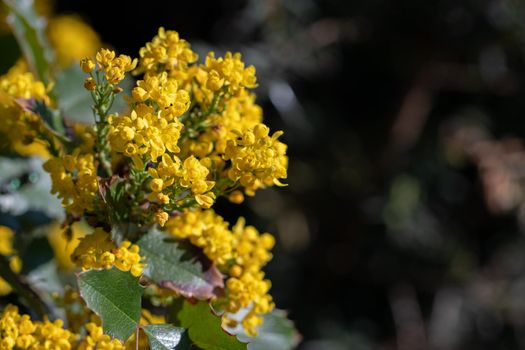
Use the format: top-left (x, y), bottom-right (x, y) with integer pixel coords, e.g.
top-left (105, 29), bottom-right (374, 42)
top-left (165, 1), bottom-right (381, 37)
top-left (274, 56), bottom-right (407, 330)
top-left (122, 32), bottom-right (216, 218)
top-left (54, 1), bottom-right (525, 349)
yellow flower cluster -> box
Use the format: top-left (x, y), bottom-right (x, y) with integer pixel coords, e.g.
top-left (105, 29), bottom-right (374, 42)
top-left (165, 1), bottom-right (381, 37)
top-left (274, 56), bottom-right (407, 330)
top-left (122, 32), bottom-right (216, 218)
top-left (203, 52), bottom-right (257, 94)
top-left (223, 217), bottom-right (275, 336)
top-left (0, 226), bottom-right (21, 296)
top-left (47, 15), bottom-right (101, 68)
top-left (0, 305), bottom-right (77, 350)
top-left (148, 154), bottom-right (216, 222)
top-left (78, 322), bottom-right (124, 350)
top-left (0, 60), bottom-right (50, 156)
top-left (43, 150), bottom-right (98, 216)
top-left (137, 27), bottom-right (198, 77)
top-left (92, 49), bottom-right (137, 85)
top-left (108, 71), bottom-right (190, 161)
top-left (224, 124), bottom-right (288, 196)
top-left (166, 210), bottom-right (275, 335)
top-left (184, 89), bottom-right (262, 160)
top-left (166, 210), bottom-right (233, 265)
top-left (71, 228), bottom-right (144, 277)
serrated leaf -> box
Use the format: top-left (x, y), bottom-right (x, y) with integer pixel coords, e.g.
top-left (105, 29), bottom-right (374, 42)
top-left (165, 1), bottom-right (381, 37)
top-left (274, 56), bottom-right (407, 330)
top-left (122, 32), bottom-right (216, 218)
top-left (144, 324), bottom-right (187, 350)
top-left (3, 0), bottom-right (53, 83)
top-left (78, 267), bottom-right (143, 341)
top-left (234, 310), bottom-right (300, 350)
top-left (138, 230), bottom-right (224, 300)
top-left (177, 301), bottom-right (247, 350)
top-left (54, 64), bottom-right (133, 124)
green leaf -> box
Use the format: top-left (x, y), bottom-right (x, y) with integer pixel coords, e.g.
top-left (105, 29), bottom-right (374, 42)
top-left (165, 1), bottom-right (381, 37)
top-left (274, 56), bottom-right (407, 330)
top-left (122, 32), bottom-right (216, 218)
top-left (138, 230), bottom-right (224, 300)
top-left (3, 0), bottom-right (53, 84)
top-left (0, 156), bottom-right (63, 219)
top-left (233, 310), bottom-right (300, 350)
top-left (77, 267), bottom-right (143, 341)
top-left (54, 64), bottom-right (134, 124)
top-left (177, 301), bottom-right (247, 350)
top-left (143, 324), bottom-right (186, 350)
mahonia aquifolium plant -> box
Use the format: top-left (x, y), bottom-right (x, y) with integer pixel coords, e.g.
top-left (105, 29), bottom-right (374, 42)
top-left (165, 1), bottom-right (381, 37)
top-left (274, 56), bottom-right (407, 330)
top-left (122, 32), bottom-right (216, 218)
top-left (0, 1), bottom-right (298, 349)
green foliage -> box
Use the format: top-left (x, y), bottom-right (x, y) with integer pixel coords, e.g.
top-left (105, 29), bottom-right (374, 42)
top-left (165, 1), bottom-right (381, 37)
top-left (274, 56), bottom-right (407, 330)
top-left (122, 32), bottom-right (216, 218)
top-left (3, 0), bottom-right (53, 83)
top-left (138, 229), bottom-right (224, 300)
top-left (234, 310), bottom-right (300, 350)
top-left (143, 324), bottom-right (187, 350)
top-left (0, 156), bottom-right (63, 219)
top-left (177, 300), bottom-right (247, 350)
top-left (77, 267), bottom-right (143, 341)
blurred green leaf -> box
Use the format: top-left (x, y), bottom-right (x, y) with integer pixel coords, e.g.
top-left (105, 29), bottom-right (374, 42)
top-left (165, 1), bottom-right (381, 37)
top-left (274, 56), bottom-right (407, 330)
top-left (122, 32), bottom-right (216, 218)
top-left (233, 310), bottom-right (300, 350)
top-left (3, 0), bottom-right (53, 83)
top-left (138, 229), bottom-right (224, 300)
top-left (0, 156), bottom-right (63, 219)
top-left (177, 300), bottom-right (247, 350)
top-left (143, 324), bottom-right (187, 350)
top-left (78, 267), bottom-right (143, 341)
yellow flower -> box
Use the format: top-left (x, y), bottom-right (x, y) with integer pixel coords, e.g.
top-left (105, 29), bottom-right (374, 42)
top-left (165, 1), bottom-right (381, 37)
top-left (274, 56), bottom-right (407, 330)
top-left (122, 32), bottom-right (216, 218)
top-left (155, 211), bottom-right (169, 227)
top-left (83, 76), bottom-right (96, 90)
top-left (80, 58), bottom-right (95, 73)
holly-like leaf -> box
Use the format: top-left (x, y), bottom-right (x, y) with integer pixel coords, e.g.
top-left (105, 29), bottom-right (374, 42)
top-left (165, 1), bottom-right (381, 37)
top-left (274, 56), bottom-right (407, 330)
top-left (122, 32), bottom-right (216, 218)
top-left (138, 230), bottom-right (224, 300)
top-left (77, 267), bottom-right (143, 341)
top-left (234, 310), bottom-right (300, 350)
top-left (3, 0), bottom-right (53, 84)
top-left (143, 324), bottom-right (187, 350)
top-left (177, 301), bottom-right (247, 350)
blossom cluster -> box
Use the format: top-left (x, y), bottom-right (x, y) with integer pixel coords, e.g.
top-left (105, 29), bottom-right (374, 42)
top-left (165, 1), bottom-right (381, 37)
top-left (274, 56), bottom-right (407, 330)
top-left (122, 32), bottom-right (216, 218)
top-left (71, 228), bottom-right (144, 277)
top-left (167, 210), bottom-right (275, 335)
top-left (0, 11), bottom-right (289, 341)
top-left (0, 305), bottom-right (76, 350)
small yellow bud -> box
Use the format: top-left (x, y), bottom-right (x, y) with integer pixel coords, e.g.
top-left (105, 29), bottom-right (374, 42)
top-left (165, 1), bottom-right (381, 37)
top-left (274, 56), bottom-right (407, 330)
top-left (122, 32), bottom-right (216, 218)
top-left (130, 263), bottom-right (143, 277)
top-left (157, 193), bottom-right (170, 204)
top-left (151, 178), bottom-right (164, 192)
top-left (206, 70), bottom-right (224, 91)
top-left (84, 77), bottom-right (96, 90)
top-left (132, 87), bottom-right (149, 102)
top-left (228, 190), bottom-right (244, 204)
top-left (229, 265), bottom-right (242, 277)
top-left (155, 211), bottom-right (169, 227)
top-left (80, 58), bottom-right (95, 73)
